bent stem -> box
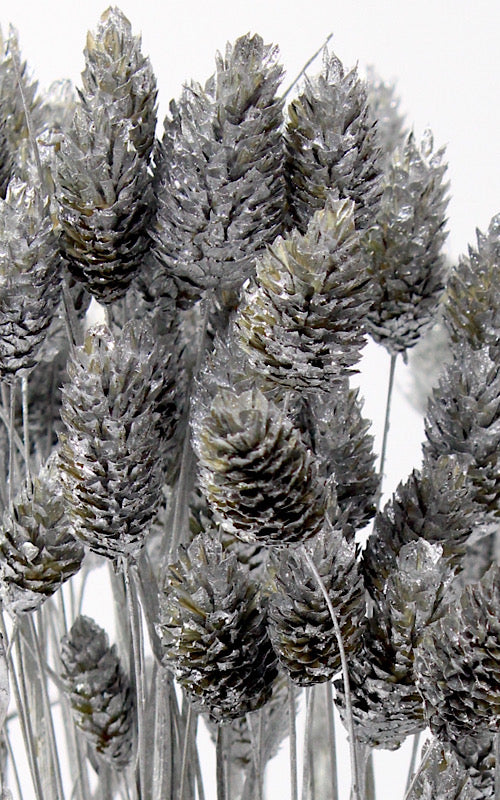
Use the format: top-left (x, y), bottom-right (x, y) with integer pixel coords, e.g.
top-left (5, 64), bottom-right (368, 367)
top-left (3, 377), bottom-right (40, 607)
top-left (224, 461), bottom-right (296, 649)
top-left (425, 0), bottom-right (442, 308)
top-left (302, 548), bottom-right (361, 800)
top-left (405, 732), bottom-right (421, 793)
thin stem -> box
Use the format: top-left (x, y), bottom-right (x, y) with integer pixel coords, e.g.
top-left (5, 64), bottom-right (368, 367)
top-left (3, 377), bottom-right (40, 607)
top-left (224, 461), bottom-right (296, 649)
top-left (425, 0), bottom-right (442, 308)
top-left (281, 33), bottom-right (333, 100)
top-left (10, 629), bottom-right (45, 800)
top-left (123, 562), bottom-right (147, 800)
top-left (302, 548), bottom-right (360, 800)
top-left (167, 296), bottom-right (211, 561)
top-left (8, 382), bottom-right (16, 504)
top-left (289, 678), bottom-right (298, 800)
top-left (246, 711), bottom-right (263, 800)
top-left (9, 40), bottom-right (46, 198)
top-left (376, 352), bottom-right (397, 511)
top-left (178, 703), bottom-right (193, 800)
top-left (301, 687), bottom-right (315, 800)
top-left (5, 725), bottom-right (24, 800)
top-left (325, 683), bottom-right (339, 800)
top-left (24, 616), bottom-right (65, 800)
top-left (405, 732), bottom-right (421, 793)
top-left (364, 749), bottom-right (376, 800)
top-left (403, 742), bottom-right (434, 800)
top-left (21, 377), bottom-right (30, 485)
top-left (216, 725), bottom-right (227, 800)
top-left (495, 730), bottom-right (500, 800)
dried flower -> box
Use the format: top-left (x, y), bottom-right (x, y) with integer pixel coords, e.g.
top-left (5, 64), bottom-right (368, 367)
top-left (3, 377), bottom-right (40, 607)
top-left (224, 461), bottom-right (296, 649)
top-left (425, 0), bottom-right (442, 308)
top-left (58, 322), bottom-right (165, 561)
top-left (82, 7), bottom-right (157, 161)
top-left (415, 565), bottom-right (500, 750)
top-left (195, 387), bottom-right (329, 546)
top-left (285, 48), bottom-right (383, 233)
top-left (268, 524), bottom-right (365, 685)
top-left (444, 214), bottom-right (500, 350)
top-left (0, 179), bottom-right (61, 381)
top-left (0, 459), bottom-right (84, 615)
top-left (363, 454), bottom-right (476, 603)
top-left (364, 131), bottom-right (449, 354)
top-left (60, 615), bottom-right (134, 768)
top-left (151, 33), bottom-right (285, 307)
top-left (157, 533), bottom-right (277, 721)
top-left (235, 196), bottom-right (370, 393)
top-left (424, 342), bottom-right (500, 519)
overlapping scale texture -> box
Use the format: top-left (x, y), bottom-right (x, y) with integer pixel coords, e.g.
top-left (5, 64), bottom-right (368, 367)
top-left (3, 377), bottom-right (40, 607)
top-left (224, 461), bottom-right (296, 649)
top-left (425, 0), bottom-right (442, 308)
top-left (362, 454), bottom-right (476, 604)
top-left (235, 197), bottom-right (370, 393)
top-left (151, 33), bottom-right (286, 307)
top-left (415, 565), bottom-right (500, 750)
top-left (268, 525), bottom-right (365, 685)
top-left (285, 49), bottom-right (383, 233)
top-left (338, 540), bottom-right (449, 750)
top-left (58, 322), bottom-right (165, 561)
top-left (82, 6), bottom-right (157, 160)
top-left (0, 460), bottom-right (84, 615)
top-left (310, 383), bottom-right (379, 531)
top-left (424, 343), bottom-right (500, 518)
top-left (195, 387), bottom-right (328, 545)
top-left (365, 131), bottom-right (449, 354)
top-left (0, 180), bottom-right (61, 381)
top-left (444, 214), bottom-right (500, 350)
top-left (55, 9), bottom-right (155, 304)
top-left (60, 615), bottom-right (134, 768)
top-left (157, 533), bottom-right (277, 721)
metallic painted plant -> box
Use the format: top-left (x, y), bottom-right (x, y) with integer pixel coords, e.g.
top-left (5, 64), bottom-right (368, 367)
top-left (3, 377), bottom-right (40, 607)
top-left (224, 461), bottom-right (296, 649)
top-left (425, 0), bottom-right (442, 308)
top-left (0, 7), bottom-right (497, 800)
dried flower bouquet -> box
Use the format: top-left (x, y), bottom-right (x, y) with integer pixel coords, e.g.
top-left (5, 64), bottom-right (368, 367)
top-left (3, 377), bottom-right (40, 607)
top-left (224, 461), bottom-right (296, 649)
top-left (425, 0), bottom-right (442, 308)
top-left (0, 7), bottom-right (498, 800)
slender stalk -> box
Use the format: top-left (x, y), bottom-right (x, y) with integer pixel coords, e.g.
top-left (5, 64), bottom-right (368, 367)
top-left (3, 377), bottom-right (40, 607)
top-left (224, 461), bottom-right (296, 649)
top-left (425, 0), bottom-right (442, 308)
top-left (403, 743), bottom-right (434, 800)
top-left (5, 725), bottom-right (24, 800)
top-left (405, 732), bottom-right (421, 793)
top-left (301, 687), bottom-right (315, 800)
top-left (325, 682), bottom-right (339, 800)
top-left (167, 296), bottom-right (211, 561)
top-left (289, 678), bottom-right (298, 800)
top-left (11, 631), bottom-right (46, 800)
top-left (376, 352), bottom-right (397, 511)
top-left (24, 616), bottom-right (65, 800)
top-left (8, 382), bottom-right (16, 504)
top-left (495, 729), bottom-right (500, 800)
top-left (281, 33), bottom-right (333, 100)
top-left (364, 748), bottom-right (376, 800)
top-left (216, 725), bottom-right (227, 800)
top-left (123, 562), bottom-right (147, 800)
top-left (178, 703), bottom-right (193, 800)
top-left (302, 548), bottom-right (361, 800)
top-left (10, 42), bottom-right (46, 199)
top-left (246, 711), bottom-right (263, 800)
top-left (21, 376), bottom-right (30, 484)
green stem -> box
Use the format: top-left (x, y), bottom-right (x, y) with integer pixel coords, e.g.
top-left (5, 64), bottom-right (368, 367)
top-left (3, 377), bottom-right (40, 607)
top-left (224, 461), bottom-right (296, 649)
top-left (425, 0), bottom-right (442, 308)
top-left (302, 548), bottom-right (361, 800)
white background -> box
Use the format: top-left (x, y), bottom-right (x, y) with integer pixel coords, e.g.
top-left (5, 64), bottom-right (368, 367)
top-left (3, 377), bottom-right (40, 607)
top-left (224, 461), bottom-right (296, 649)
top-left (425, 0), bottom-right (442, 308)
top-left (6, 0), bottom-right (500, 797)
